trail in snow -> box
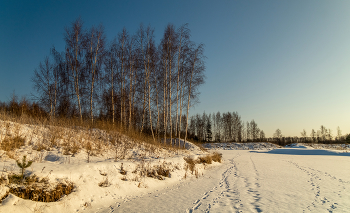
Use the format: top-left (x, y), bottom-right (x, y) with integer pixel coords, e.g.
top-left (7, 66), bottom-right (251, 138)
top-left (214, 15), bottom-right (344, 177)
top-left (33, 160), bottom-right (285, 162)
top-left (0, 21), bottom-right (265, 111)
top-left (103, 148), bottom-right (350, 213)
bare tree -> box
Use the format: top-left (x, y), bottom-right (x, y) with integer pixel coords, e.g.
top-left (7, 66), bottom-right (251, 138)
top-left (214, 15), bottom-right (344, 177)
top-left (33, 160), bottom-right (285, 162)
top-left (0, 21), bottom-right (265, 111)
top-left (246, 121), bottom-right (251, 141)
top-left (117, 28), bottom-right (128, 129)
top-left (273, 128), bottom-right (282, 139)
top-left (86, 24), bottom-right (106, 124)
top-left (184, 44), bottom-right (205, 144)
top-left (104, 38), bottom-right (118, 125)
top-left (320, 125), bottom-right (326, 142)
top-left (138, 24), bottom-right (157, 141)
top-left (310, 129), bottom-right (316, 142)
top-left (336, 126), bottom-right (342, 141)
top-left (32, 57), bottom-right (55, 118)
top-left (301, 129), bottom-right (307, 142)
top-left (250, 120), bottom-right (260, 142)
top-left (215, 112), bottom-right (221, 142)
top-left (64, 18), bottom-right (87, 122)
top-left (259, 130), bottom-right (265, 141)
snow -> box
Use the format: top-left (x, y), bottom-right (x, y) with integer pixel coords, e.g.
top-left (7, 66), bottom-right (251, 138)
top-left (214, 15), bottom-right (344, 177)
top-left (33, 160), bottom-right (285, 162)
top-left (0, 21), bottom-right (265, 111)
top-left (110, 147), bottom-right (350, 212)
top-left (1, 120), bottom-right (350, 212)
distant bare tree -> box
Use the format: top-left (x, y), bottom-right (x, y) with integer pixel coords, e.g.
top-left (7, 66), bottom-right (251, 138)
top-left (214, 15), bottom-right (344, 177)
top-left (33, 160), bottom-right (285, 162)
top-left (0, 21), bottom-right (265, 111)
top-left (259, 130), bottom-right (265, 141)
top-left (215, 112), bottom-right (221, 142)
top-left (336, 126), bottom-right (342, 141)
top-left (301, 129), bottom-right (307, 142)
top-left (246, 121), bottom-right (251, 141)
top-left (250, 120), bottom-right (260, 142)
top-left (310, 129), bottom-right (316, 142)
top-left (273, 128), bottom-right (282, 139)
top-left (320, 125), bottom-right (326, 142)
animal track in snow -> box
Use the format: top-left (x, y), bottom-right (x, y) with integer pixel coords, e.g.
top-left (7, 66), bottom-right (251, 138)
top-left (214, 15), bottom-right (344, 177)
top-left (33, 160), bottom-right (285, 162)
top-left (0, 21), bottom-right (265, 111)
top-left (287, 160), bottom-right (344, 212)
top-left (186, 154), bottom-right (241, 213)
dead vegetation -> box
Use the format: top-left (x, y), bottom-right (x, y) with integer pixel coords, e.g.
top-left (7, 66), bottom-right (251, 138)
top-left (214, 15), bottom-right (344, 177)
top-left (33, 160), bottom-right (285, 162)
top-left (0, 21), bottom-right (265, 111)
top-left (211, 152), bottom-right (222, 163)
top-left (184, 152), bottom-right (223, 175)
top-left (1, 136), bottom-right (25, 152)
top-left (132, 160), bottom-right (173, 181)
top-left (1, 173), bottom-right (74, 202)
top-left (98, 177), bottom-right (110, 187)
top-left (0, 113), bottom-right (188, 163)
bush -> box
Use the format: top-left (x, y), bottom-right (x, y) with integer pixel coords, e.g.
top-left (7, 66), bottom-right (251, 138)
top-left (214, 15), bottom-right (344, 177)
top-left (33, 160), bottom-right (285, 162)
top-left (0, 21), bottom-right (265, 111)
top-left (184, 156), bottom-right (197, 174)
top-left (198, 155), bottom-right (212, 164)
top-left (211, 152), bottom-right (222, 163)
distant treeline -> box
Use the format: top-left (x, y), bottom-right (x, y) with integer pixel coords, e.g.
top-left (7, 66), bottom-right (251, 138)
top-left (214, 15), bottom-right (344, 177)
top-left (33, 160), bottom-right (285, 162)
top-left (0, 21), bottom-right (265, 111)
top-left (268, 126), bottom-right (349, 146)
top-left (0, 95), bottom-right (46, 119)
top-left (186, 111), bottom-right (264, 142)
top-left (186, 112), bottom-right (349, 146)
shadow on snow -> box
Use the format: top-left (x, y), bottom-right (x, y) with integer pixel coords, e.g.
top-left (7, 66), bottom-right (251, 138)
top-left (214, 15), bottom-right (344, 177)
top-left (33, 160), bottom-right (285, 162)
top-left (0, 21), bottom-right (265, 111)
top-left (251, 147), bottom-right (350, 157)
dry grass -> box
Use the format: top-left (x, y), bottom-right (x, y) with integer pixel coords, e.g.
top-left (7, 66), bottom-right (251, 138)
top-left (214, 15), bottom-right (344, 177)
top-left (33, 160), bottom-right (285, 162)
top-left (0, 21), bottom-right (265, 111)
top-left (0, 110), bottom-right (192, 164)
top-left (1, 136), bottom-right (25, 152)
top-left (0, 111), bottom-right (183, 154)
top-left (4, 173), bottom-right (74, 202)
top-left (184, 152), bottom-right (222, 175)
top-left (132, 160), bottom-right (172, 181)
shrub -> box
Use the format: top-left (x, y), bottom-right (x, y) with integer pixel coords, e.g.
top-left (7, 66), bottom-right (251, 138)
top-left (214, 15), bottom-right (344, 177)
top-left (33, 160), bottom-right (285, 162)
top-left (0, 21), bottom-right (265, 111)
top-left (184, 156), bottom-right (197, 174)
top-left (5, 174), bottom-right (74, 202)
top-left (98, 178), bottom-right (109, 187)
top-left (9, 181), bottom-right (74, 202)
top-left (155, 164), bottom-right (170, 178)
top-left (211, 152), bottom-right (222, 163)
top-left (119, 163), bottom-right (127, 175)
top-left (198, 155), bottom-right (212, 164)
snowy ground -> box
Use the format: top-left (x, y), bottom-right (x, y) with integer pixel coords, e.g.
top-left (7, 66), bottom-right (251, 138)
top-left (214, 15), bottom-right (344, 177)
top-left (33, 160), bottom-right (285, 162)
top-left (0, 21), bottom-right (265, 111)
top-left (108, 145), bottom-right (350, 212)
top-left (1, 120), bottom-right (349, 213)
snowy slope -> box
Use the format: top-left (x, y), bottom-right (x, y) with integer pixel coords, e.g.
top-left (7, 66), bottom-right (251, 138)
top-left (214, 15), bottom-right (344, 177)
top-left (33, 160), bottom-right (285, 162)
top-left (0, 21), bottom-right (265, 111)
top-left (1, 119), bottom-right (349, 213)
top-left (0, 120), bottom-right (213, 212)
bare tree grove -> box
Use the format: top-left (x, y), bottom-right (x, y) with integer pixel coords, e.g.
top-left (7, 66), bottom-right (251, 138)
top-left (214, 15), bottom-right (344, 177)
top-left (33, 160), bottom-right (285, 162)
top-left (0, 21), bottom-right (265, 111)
top-left (31, 19), bottom-right (206, 144)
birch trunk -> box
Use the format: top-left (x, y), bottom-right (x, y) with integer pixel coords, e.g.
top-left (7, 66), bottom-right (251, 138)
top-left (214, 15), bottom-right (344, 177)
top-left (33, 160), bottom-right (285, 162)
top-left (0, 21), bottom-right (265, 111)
top-left (184, 50), bottom-right (197, 146)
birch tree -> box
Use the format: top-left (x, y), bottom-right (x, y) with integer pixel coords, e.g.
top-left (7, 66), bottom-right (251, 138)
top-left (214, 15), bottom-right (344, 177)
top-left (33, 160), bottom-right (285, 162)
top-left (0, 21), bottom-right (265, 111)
top-left (64, 18), bottom-right (87, 122)
top-left (184, 43), bottom-right (205, 144)
top-left (32, 57), bottom-right (55, 118)
top-left (104, 39), bottom-right (118, 125)
top-left (86, 25), bottom-right (105, 124)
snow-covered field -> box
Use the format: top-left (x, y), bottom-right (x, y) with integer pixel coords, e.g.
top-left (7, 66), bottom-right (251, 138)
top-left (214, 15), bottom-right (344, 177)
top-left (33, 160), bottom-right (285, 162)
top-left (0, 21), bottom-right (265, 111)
top-left (1, 120), bottom-right (349, 212)
top-left (110, 145), bottom-right (350, 212)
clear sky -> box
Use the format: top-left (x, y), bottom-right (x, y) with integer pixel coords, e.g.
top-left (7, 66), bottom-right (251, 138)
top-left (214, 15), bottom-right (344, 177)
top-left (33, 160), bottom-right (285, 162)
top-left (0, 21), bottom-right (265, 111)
top-left (1, 0), bottom-right (350, 137)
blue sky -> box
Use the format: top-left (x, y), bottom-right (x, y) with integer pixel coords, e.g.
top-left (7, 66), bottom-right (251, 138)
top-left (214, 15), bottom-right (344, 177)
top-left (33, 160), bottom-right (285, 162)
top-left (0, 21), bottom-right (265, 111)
top-left (1, 0), bottom-right (350, 137)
